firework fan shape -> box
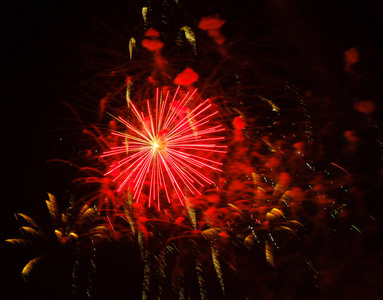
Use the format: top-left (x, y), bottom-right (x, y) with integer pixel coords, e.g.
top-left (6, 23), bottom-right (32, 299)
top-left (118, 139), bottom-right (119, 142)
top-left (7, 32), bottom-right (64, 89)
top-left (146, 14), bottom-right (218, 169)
top-left (102, 87), bottom-right (227, 209)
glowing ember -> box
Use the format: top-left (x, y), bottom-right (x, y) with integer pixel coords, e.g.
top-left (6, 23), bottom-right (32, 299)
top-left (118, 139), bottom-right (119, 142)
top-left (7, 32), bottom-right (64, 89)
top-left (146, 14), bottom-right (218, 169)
top-left (102, 87), bottom-right (226, 209)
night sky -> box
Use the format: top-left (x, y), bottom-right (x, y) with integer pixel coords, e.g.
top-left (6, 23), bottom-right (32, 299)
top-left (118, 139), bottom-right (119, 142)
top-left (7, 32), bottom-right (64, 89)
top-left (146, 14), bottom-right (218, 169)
top-left (1, 1), bottom-right (383, 299)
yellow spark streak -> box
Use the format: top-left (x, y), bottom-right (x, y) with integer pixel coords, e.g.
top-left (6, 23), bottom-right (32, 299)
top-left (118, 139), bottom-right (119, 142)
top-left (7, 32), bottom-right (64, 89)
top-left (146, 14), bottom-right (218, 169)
top-left (257, 95), bottom-right (280, 112)
top-left (138, 230), bottom-right (150, 300)
top-left (211, 242), bottom-right (225, 295)
top-left (185, 197), bottom-right (196, 230)
top-left (125, 78), bottom-right (133, 108)
top-left (55, 229), bottom-right (62, 240)
top-left (22, 255), bottom-right (46, 280)
top-left (142, 7), bottom-right (148, 24)
top-left (252, 172), bottom-right (262, 186)
top-left (265, 240), bottom-right (275, 267)
top-left (129, 38), bottom-right (136, 61)
top-left (195, 252), bottom-right (207, 300)
top-left (181, 26), bottom-right (197, 54)
top-left (123, 192), bottom-right (135, 235)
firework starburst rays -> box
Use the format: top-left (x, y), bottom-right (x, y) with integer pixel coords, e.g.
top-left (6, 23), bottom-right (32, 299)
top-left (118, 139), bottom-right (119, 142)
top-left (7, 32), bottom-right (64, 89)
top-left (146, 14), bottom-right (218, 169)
top-left (101, 87), bottom-right (227, 209)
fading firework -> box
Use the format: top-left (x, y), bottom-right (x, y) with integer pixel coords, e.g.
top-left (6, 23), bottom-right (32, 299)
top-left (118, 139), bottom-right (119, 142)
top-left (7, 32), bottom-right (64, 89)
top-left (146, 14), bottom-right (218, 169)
top-left (102, 87), bottom-right (226, 209)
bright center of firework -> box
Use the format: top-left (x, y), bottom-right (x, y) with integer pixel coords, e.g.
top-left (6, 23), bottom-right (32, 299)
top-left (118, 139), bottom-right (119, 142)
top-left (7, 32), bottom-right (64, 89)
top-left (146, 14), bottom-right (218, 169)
top-left (102, 87), bottom-right (227, 210)
top-left (152, 138), bottom-right (166, 151)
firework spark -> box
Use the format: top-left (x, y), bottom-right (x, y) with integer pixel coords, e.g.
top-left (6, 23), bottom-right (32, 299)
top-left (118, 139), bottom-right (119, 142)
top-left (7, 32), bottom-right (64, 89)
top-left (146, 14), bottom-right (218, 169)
top-left (102, 87), bottom-right (226, 209)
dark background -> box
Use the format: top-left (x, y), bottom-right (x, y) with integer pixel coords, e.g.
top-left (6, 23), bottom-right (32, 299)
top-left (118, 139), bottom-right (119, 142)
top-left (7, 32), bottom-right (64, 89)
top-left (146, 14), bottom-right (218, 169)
top-left (1, 0), bottom-right (382, 299)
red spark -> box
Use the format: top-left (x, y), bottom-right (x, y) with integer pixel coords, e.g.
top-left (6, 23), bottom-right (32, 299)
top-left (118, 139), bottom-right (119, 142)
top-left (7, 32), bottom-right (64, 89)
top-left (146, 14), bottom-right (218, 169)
top-left (198, 15), bottom-right (226, 45)
top-left (174, 68), bottom-right (199, 86)
top-left (330, 162), bottom-right (349, 174)
top-left (102, 87), bottom-right (226, 210)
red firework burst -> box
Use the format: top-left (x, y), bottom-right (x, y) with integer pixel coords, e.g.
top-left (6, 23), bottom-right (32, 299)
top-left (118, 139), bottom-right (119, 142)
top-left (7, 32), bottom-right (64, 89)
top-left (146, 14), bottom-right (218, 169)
top-left (101, 87), bottom-right (226, 209)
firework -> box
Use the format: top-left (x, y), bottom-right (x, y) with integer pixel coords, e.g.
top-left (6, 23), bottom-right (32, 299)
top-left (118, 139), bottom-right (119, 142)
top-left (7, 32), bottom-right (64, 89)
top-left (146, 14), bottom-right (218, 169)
top-left (102, 87), bottom-right (226, 209)
top-left (6, 193), bottom-right (107, 289)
